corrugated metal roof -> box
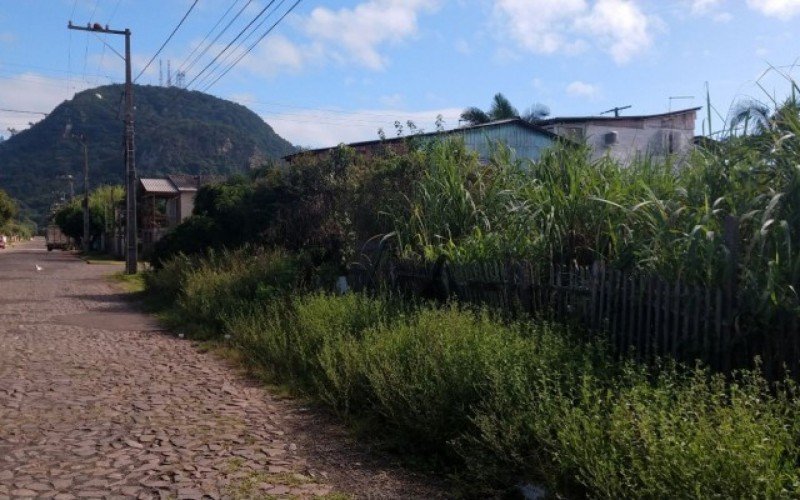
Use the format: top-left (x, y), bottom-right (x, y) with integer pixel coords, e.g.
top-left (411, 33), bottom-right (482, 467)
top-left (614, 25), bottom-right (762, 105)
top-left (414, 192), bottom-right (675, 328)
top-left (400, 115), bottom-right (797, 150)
top-left (140, 178), bottom-right (178, 194)
top-left (284, 118), bottom-right (566, 159)
top-left (167, 174), bottom-right (226, 191)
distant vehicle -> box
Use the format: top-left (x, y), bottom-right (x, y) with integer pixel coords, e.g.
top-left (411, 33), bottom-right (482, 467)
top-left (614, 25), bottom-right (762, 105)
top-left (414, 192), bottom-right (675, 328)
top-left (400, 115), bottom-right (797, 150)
top-left (46, 225), bottom-right (71, 251)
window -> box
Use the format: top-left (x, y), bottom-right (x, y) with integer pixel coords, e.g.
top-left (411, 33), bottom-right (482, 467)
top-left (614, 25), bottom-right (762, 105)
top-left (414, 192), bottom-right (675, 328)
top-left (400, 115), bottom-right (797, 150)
top-left (562, 126), bottom-right (584, 141)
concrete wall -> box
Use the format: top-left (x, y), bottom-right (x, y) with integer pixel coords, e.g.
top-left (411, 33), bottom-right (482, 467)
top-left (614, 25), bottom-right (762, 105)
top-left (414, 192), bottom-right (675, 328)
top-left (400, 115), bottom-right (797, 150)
top-left (544, 111), bottom-right (696, 165)
top-left (178, 192), bottom-right (195, 223)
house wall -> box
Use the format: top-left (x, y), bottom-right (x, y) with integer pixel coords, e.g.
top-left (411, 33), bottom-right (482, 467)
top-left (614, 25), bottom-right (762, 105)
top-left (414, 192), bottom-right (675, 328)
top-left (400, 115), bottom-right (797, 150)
top-left (544, 111), bottom-right (696, 165)
top-left (457, 123), bottom-right (556, 162)
top-left (288, 122), bottom-right (557, 165)
top-left (178, 192), bottom-right (196, 223)
top-left (166, 198), bottom-right (178, 226)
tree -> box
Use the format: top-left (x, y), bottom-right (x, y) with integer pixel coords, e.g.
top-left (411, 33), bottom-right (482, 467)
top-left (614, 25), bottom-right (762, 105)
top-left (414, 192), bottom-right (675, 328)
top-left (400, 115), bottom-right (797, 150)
top-left (460, 93), bottom-right (550, 126)
top-left (729, 98), bottom-right (771, 136)
top-left (0, 189), bottom-right (18, 227)
top-left (53, 185), bottom-right (124, 246)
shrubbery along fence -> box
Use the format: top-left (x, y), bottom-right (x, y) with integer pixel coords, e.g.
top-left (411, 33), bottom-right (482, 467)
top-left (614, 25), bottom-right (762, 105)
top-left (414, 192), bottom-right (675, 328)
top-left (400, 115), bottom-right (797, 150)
top-left (351, 247), bottom-right (798, 380)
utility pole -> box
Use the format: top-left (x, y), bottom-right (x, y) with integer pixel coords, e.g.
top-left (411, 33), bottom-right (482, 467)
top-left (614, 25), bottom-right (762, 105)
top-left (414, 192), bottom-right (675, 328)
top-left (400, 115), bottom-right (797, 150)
top-left (80, 135), bottom-right (89, 253)
top-left (68, 21), bottom-right (137, 273)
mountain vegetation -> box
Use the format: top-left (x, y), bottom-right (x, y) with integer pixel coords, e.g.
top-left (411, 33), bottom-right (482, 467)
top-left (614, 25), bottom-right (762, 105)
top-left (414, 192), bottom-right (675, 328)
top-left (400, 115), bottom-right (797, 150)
top-left (0, 84), bottom-right (296, 223)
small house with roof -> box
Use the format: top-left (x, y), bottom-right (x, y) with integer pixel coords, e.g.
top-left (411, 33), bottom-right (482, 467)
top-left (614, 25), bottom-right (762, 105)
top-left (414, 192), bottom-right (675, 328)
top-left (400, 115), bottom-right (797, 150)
top-left (138, 174), bottom-right (223, 251)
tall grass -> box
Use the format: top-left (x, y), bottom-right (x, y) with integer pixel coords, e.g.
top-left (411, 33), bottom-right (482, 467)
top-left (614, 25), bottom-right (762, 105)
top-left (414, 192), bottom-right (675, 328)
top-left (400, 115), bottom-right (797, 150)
top-left (391, 92), bottom-right (800, 326)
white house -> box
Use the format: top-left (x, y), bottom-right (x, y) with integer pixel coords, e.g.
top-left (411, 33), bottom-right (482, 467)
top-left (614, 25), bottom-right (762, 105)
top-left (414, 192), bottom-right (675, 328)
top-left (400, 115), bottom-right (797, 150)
top-left (537, 107), bottom-right (700, 165)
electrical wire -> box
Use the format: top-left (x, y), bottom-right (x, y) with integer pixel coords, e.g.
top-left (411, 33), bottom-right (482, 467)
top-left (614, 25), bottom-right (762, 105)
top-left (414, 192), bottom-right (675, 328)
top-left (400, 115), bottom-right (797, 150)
top-left (0, 108), bottom-right (49, 116)
top-left (135, 0), bottom-right (200, 82)
top-left (185, 0), bottom-right (276, 88)
top-left (192, 0), bottom-right (286, 90)
top-left (202, 0), bottom-right (302, 92)
top-left (183, 0), bottom-right (253, 75)
top-left (179, 0), bottom-right (241, 72)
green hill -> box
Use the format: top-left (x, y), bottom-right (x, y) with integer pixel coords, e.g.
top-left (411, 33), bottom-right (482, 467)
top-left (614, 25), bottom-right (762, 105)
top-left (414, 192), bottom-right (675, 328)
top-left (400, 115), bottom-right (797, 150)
top-left (0, 84), bottom-right (296, 222)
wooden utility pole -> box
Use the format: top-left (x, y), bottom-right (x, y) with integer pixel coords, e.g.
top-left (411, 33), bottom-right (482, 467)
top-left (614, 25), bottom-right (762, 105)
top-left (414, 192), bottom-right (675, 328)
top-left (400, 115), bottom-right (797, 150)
top-left (81, 135), bottom-right (89, 253)
top-left (68, 21), bottom-right (137, 273)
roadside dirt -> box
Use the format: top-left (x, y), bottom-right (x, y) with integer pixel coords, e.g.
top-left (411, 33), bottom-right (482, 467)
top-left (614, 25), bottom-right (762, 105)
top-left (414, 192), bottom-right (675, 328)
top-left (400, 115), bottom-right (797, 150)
top-left (0, 239), bottom-right (449, 499)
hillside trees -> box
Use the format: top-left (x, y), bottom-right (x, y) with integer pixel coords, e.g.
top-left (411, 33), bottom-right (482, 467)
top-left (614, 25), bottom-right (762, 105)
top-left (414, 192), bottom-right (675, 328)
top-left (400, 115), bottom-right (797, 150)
top-left (0, 189), bottom-right (17, 226)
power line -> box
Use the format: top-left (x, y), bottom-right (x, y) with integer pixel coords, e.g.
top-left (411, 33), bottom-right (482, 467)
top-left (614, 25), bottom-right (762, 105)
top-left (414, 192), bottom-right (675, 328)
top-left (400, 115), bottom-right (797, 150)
top-left (183, 0), bottom-right (253, 75)
top-left (94, 0), bottom-right (125, 84)
top-left (193, 0), bottom-right (287, 90)
top-left (0, 108), bottom-right (49, 116)
top-left (202, 0), bottom-right (302, 92)
top-left (179, 0), bottom-right (241, 72)
top-left (186, 0), bottom-right (276, 88)
top-left (135, 0), bottom-right (200, 82)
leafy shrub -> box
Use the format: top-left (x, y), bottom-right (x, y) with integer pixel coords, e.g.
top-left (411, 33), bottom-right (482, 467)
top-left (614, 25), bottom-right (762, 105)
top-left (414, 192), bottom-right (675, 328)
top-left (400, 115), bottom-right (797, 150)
top-left (221, 291), bottom-right (800, 497)
top-left (149, 247), bottom-right (298, 338)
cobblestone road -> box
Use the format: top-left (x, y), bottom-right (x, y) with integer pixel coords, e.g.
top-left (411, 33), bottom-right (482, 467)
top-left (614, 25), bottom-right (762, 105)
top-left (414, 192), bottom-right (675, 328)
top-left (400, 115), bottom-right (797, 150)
top-left (0, 240), bottom-right (446, 499)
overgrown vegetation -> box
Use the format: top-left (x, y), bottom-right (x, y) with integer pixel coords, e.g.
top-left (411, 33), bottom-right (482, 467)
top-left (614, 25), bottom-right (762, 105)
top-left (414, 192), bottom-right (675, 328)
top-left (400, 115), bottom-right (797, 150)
top-left (53, 185), bottom-right (124, 248)
top-left (146, 249), bottom-right (800, 497)
top-left (141, 85), bottom-right (800, 495)
top-left (0, 188), bottom-right (35, 239)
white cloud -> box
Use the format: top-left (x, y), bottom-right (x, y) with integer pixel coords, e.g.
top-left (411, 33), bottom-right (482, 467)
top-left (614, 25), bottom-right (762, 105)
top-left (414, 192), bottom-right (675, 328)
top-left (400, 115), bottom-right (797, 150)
top-left (258, 107), bottom-right (463, 147)
top-left (493, 0), bottom-right (657, 64)
top-left (238, 35), bottom-right (315, 78)
top-left (0, 73), bottom-right (91, 133)
top-left (690, 0), bottom-right (733, 22)
top-left (691, 0), bottom-right (723, 14)
top-left (566, 81), bottom-right (600, 98)
top-left (214, 0), bottom-right (439, 80)
top-left (302, 0), bottom-right (440, 70)
top-left (746, 0), bottom-right (800, 18)
top-left (493, 0), bottom-right (588, 56)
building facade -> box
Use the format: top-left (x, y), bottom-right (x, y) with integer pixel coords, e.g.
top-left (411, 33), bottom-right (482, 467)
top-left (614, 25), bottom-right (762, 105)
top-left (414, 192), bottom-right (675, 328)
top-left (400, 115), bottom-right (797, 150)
top-left (285, 118), bottom-right (563, 164)
top-left (536, 107), bottom-right (700, 164)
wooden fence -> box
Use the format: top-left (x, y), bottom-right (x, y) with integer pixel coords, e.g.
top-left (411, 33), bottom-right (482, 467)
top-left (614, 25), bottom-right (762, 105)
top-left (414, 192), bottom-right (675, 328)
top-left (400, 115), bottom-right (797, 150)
top-left (349, 258), bottom-right (800, 379)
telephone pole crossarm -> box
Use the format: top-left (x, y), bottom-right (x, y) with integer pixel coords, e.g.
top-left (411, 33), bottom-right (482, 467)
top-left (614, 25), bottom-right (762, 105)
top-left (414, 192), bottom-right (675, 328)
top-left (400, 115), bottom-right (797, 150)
top-left (67, 21), bottom-right (127, 36)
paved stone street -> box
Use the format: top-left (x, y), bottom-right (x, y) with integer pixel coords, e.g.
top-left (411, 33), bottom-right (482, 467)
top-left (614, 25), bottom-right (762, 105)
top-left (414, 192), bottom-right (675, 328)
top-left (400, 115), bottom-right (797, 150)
top-left (0, 239), bottom-right (446, 499)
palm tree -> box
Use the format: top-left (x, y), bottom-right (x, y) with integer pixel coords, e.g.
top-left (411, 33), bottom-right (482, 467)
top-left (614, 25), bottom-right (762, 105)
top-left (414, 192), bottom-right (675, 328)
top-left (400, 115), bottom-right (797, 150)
top-left (460, 93), bottom-right (550, 126)
top-left (729, 98), bottom-right (771, 136)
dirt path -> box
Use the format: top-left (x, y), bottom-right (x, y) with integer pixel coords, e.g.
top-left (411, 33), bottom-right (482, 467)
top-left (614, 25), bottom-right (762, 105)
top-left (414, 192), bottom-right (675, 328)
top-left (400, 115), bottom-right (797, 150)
top-left (0, 239), bottom-right (448, 500)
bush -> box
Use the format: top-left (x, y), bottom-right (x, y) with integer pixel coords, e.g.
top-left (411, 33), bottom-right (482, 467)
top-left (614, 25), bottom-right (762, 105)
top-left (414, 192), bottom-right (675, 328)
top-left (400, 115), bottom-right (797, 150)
top-left (147, 247), bottom-right (298, 338)
top-left (222, 291), bottom-right (800, 497)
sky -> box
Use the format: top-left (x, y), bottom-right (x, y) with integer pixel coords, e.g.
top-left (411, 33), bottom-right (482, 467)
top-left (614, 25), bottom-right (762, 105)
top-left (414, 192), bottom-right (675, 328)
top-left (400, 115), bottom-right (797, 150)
top-left (0, 0), bottom-right (799, 148)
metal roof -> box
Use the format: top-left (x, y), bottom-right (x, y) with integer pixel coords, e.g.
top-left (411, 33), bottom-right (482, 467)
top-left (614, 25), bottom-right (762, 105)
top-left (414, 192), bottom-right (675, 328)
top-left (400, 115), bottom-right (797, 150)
top-left (140, 178), bottom-right (178, 194)
top-left (535, 107), bottom-right (702, 126)
top-left (167, 174), bottom-right (225, 191)
top-left (284, 118), bottom-right (566, 159)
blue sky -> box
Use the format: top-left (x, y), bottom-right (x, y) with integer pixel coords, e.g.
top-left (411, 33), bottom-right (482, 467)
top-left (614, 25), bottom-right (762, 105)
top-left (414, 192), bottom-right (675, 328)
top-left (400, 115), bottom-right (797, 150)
top-left (0, 0), bottom-right (799, 147)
